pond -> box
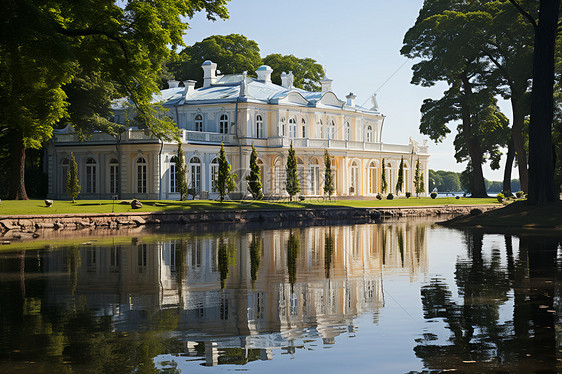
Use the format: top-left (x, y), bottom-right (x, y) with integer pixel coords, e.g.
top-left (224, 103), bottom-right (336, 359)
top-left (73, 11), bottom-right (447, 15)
top-left (0, 219), bottom-right (561, 373)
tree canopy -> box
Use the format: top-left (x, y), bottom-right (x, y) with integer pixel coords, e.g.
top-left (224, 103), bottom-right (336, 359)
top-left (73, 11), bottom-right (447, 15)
top-left (0, 0), bottom-right (230, 199)
top-left (262, 54), bottom-right (324, 91)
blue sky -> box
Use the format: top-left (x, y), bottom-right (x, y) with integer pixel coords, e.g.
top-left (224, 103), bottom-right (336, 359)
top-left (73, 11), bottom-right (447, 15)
top-left (184, 0), bottom-right (514, 181)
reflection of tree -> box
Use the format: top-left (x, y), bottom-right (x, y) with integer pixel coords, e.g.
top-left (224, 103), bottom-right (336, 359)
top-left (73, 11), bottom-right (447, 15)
top-left (397, 226), bottom-right (404, 266)
top-left (249, 233), bottom-right (262, 289)
top-left (175, 239), bottom-right (188, 307)
top-left (218, 237), bottom-right (237, 289)
top-left (415, 231), bottom-right (562, 372)
top-left (415, 231), bottom-right (512, 370)
top-left (287, 230), bottom-right (300, 290)
top-left (324, 228), bottom-right (334, 279)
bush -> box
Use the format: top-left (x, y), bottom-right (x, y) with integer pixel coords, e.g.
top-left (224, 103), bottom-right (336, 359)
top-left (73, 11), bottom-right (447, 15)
top-left (430, 192), bottom-right (437, 199)
top-left (497, 193), bottom-right (505, 203)
top-left (298, 195), bottom-right (305, 201)
top-left (405, 192), bottom-right (411, 198)
top-left (376, 194), bottom-right (382, 200)
top-left (456, 196), bottom-right (460, 200)
top-left (387, 193), bottom-right (394, 200)
top-left (516, 191), bottom-right (525, 199)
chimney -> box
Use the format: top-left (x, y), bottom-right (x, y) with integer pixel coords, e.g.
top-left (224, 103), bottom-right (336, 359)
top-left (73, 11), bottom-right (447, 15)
top-left (183, 80), bottom-right (197, 98)
top-left (281, 71), bottom-right (294, 89)
top-left (202, 60), bottom-right (218, 88)
top-left (167, 80), bottom-right (180, 88)
top-left (320, 76), bottom-right (333, 92)
top-left (256, 65), bottom-right (273, 84)
top-left (346, 92), bottom-right (356, 107)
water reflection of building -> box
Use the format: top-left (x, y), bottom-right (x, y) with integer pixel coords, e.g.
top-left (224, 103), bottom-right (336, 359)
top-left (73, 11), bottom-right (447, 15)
top-left (43, 223), bottom-right (428, 365)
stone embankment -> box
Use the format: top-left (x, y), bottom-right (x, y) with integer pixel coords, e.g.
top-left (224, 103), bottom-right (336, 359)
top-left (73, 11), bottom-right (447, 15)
top-left (0, 205), bottom-right (499, 240)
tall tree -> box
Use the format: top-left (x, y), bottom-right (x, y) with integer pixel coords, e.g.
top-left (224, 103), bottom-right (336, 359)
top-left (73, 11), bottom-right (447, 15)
top-left (171, 34), bottom-right (261, 84)
top-left (396, 157), bottom-right (404, 194)
top-left (215, 143), bottom-right (237, 202)
top-left (246, 144), bottom-right (263, 200)
top-left (414, 159), bottom-right (422, 197)
top-left (402, 5), bottom-right (510, 197)
top-left (66, 153), bottom-right (80, 203)
top-left (262, 54), bottom-right (325, 91)
top-left (381, 159), bottom-right (388, 193)
top-left (508, 0), bottom-right (560, 204)
top-left (323, 149), bottom-right (335, 199)
top-left (0, 0), bottom-right (229, 199)
top-left (176, 141), bottom-right (188, 201)
top-left (285, 141), bottom-right (300, 201)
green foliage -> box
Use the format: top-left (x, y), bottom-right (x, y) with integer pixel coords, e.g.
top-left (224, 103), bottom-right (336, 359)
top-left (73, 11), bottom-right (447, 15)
top-left (215, 144), bottom-right (237, 202)
top-left (1, 0), bottom-right (230, 199)
top-left (387, 193), bottom-right (394, 200)
top-left (516, 191), bottom-right (525, 199)
top-left (324, 229), bottom-right (334, 279)
top-left (381, 159), bottom-right (388, 193)
top-left (171, 34), bottom-right (262, 84)
top-left (396, 157), bottom-right (404, 194)
top-left (323, 149), bottom-right (335, 199)
top-left (218, 236), bottom-right (237, 289)
top-left (402, 1), bottom-right (512, 197)
top-left (249, 233), bottom-right (262, 288)
top-left (287, 230), bottom-right (300, 289)
top-left (246, 144), bottom-right (263, 200)
top-left (406, 192), bottom-right (411, 198)
top-left (496, 192), bottom-right (505, 203)
top-left (430, 191), bottom-right (437, 199)
top-left (429, 169), bottom-right (462, 192)
top-left (66, 153), bottom-right (80, 203)
top-left (176, 142), bottom-right (188, 200)
top-left (285, 142), bottom-right (300, 201)
top-left (262, 54), bottom-right (325, 91)
top-left (420, 171), bottom-right (425, 195)
top-left (414, 160), bottom-right (423, 196)
top-left (376, 194), bottom-right (382, 200)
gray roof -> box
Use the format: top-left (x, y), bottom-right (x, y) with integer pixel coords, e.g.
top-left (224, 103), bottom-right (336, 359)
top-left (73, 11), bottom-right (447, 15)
top-left (113, 75), bottom-right (381, 115)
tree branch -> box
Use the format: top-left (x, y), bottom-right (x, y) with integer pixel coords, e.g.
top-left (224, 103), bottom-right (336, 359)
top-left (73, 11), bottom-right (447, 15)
top-left (507, 0), bottom-right (537, 30)
top-left (56, 27), bottom-right (129, 62)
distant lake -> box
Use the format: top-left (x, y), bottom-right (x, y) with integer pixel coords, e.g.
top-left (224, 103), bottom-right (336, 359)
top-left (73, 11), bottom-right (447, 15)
top-left (0, 219), bottom-right (560, 373)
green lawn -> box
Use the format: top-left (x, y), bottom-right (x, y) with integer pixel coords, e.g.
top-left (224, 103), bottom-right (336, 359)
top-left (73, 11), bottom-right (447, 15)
top-left (0, 197), bottom-right (500, 216)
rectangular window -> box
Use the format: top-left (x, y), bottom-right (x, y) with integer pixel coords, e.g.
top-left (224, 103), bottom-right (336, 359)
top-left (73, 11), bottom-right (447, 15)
top-left (86, 165), bottom-right (96, 193)
top-left (110, 247), bottom-right (120, 272)
top-left (137, 165), bottom-right (147, 193)
top-left (110, 165), bottom-right (119, 194)
top-left (169, 163), bottom-right (177, 193)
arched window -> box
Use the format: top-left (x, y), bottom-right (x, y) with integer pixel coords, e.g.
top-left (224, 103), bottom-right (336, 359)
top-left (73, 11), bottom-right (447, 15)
top-left (310, 158), bottom-right (320, 195)
top-left (278, 117), bottom-right (286, 136)
top-left (136, 157), bottom-right (147, 193)
top-left (328, 120), bottom-right (336, 139)
top-left (366, 125), bottom-right (373, 143)
top-left (60, 158), bottom-right (69, 194)
top-left (109, 158), bottom-right (119, 194)
top-left (169, 156), bottom-right (178, 193)
top-left (210, 158), bottom-right (219, 192)
top-left (350, 161), bottom-right (359, 195)
top-left (85, 158), bottom-right (97, 193)
top-left (195, 114), bottom-right (203, 132)
top-left (289, 117), bottom-right (297, 138)
top-left (219, 114), bottom-right (229, 134)
top-left (368, 161), bottom-right (377, 194)
top-left (345, 122), bottom-right (351, 141)
top-left (301, 118), bottom-right (306, 138)
top-left (189, 156), bottom-right (202, 193)
top-left (256, 114), bottom-right (263, 138)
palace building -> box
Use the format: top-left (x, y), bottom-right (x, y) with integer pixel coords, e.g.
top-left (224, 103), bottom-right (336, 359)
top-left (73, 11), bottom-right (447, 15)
top-left (46, 61), bottom-right (429, 200)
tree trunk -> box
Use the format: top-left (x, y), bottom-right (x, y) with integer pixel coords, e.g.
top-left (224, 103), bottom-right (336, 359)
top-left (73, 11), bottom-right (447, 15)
top-left (502, 136), bottom-right (515, 196)
top-left (527, 0), bottom-right (559, 204)
top-left (511, 107), bottom-right (528, 193)
top-left (460, 73), bottom-right (488, 198)
top-left (8, 129), bottom-right (29, 200)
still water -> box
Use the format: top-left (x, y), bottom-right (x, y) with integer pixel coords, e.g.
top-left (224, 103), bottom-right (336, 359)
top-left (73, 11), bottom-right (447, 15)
top-left (0, 219), bottom-right (561, 373)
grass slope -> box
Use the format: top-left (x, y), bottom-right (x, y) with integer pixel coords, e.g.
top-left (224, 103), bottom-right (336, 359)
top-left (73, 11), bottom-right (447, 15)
top-left (0, 197), bottom-right (499, 216)
top-left (442, 200), bottom-right (562, 229)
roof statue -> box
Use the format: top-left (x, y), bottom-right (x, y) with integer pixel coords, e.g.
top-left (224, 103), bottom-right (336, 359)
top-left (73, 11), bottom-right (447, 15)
top-left (370, 94), bottom-right (379, 111)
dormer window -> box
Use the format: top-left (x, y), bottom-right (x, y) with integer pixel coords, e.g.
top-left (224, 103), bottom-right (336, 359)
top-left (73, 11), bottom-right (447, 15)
top-left (195, 114), bottom-right (203, 132)
top-left (219, 114), bottom-right (229, 134)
